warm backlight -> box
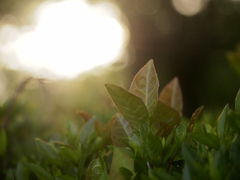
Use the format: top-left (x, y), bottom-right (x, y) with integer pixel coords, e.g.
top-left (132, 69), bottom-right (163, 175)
top-left (13, 0), bottom-right (128, 79)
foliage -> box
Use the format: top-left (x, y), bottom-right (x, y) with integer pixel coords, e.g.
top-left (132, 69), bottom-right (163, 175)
top-left (1, 60), bottom-right (240, 179)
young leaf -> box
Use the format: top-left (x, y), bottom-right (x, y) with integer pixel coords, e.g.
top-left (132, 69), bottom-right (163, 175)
top-left (129, 59), bottom-right (159, 116)
top-left (159, 77), bottom-right (183, 116)
top-left (151, 101), bottom-right (180, 136)
top-left (188, 133), bottom-right (220, 149)
top-left (175, 124), bottom-right (187, 143)
top-left (24, 162), bottom-right (54, 180)
top-left (217, 104), bottom-right (229, 139)
top-left (187, 106), bottom-right (204, 132)
top-left (111, 114), bottom-right (133, 147)
top-left (235, 89), bottom-right (240, 113)
top-left (86, 158), bottom-right (106, 180)
top-left (105, 84), bottom-right (149, 130)
top-left (110, 147), bottom-right (134, 180)
top-left (79, 117), bottom-right (96, 144)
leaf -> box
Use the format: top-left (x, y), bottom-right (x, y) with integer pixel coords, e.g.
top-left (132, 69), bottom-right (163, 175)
top-left (35, 138), bottom-right (58, 159)
top-left (0, 128), bottom-right (7, 157)
top-left (188, 133), bottom-right (220, 149)
top-left (151, 101), bottom-right (180, 136)
top-left (146, 132), bottom-right (163, 165)
top-left (235, 89), bottom-right (240, 113)
top-left (175, 124), bottom-right (187, 143)
top-left (119, 167), bottom-right (133, 180)
top-left (149, 169), bottom-right (175, 180)
top-left (111, 114), bottom-right (133, 147)
top-left (24, 162), bottom-right (54, 180)
top-left (187, 106), bottom-right (204, 132)
top-left (106, 84), bottom-right (149, 130)
top-left (129, 59), bottom-right (159, 116)
top-left (217, 104), bottom-right (229, 139)
top-left (59, 146), bottom-right (78, 165)
top-left (159, 77), bottom-right (183, 116)
top-left (79, 117), bottom-right (96, 144)
top-left (86, 157), bottom-right (106, 180)
top-left (76, 110), bottom-right (93, 122)
top-left (110, 147), bottom-right (134, 180)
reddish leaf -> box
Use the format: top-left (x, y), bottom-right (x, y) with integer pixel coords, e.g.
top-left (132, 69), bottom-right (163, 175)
top-left (187, 106), bottom-right (204, 132)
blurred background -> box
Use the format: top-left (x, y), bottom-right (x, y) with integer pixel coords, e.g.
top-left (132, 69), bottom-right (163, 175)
top-left (0, 0), bottom-right (240, 133)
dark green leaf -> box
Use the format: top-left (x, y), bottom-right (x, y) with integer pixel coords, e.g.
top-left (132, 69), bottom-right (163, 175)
top-left (188, 133), bottom-right (220, 149)
top-left (175, 124), bottom-right (186, 143)
top-left (235, 89), bottom-right (240, 113)
top-left (146, 132), bottom-right (162, 165)
top-left (129, 59), bottom-right (159, 117)
top-left (59, 146), bottom-right (78, 164)
top-left (105, 84), bottom-right (149, 130)
top-left (86, 158), bottom-right (105, 180)
top-left (187, 106), bottom-right (204, 132)
top-left (159, 77), bottom-right (183, 116)
top-left (35, 138), bottom-right (57, 159)
top-left (119, 167), bottom-right (133, 180)
top-left (0, 128), bottom-right (7, 157)
top-left (111, 114), bottom-right (132, 147)
top-left (149, 169), bottom-right (176, 180)
top-left (151, 101), bottom-right (180, 136)
top-left (24, 162), bottom-right (54, 180)
top-left (217, 104), bottom-right (229, 139)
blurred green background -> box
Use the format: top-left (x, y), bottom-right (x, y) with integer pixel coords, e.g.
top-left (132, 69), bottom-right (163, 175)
top-left (0, 0), bottom-right (240, 122)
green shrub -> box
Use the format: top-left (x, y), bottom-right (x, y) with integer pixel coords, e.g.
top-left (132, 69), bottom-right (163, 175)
top-left (1, 60), bottom-right (240, 179)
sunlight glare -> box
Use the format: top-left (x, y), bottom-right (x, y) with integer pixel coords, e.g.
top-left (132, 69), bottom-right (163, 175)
top-left (14, 0), bottom-right (128, 79)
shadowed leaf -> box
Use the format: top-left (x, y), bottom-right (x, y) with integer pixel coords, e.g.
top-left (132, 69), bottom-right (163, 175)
top-left (187, 106), bottom-right (204, 132)
top-left (25, 163), bottom-right (54, 180)
top-left (151, 101), bottom-right (180, 136)
top-left (111, 114), bottom-right (133, 147)
top-left (159, 77), bottom-right (183, 116)
top-left (105, 84), bottom-right (149, 130)
top-left (129, 59), bottom-right (159, 116)
top-left (110, 147), bottom-right (134, 180)
top-left (235, 89), bottom-right (240, 113)
top-left (217, 104), bottom-right (229, 139)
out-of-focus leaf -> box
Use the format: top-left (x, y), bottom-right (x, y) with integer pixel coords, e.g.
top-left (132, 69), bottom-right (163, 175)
top-left (129, 59), bottom-right (159, 116)
top-left (159, 77), bottom-right (183, 116)
top-left (230, 134), bottom-right (240, 166)
top-left (86, 157), bottom-right (106, 180)
top-left (119, 167), bottom-right (133, 180)
top-left (0, 128), bottom-right (7, 157)
top-left (105, 84), bottom-right (149, 130)
top-left (79, 117), bottom-right (95, 144)
top-left (51, 165), bottom-right (61, 178)
top-left (134, 153), bottom-right (148, 175)
top-left (59, 146), bottom-right (78, 165)
top-left (95, 117), bottom-right (114, 146)
top-left (175, 124), bottom-right (186, 143)
top-left (16, 161), bottom-right (29, 180)
top-left (149, 169), bottom-right (176, 180)
top-left (24, 162), bottom-right (54, 180)
top-left (35, 138), bottom-right (57, 159)
top-left (187, 106), bottom-right (204, 132)
top-left (188, 133), bottom-right (220, 149)
top-left (111, 114), bottom-right (132, 147)
top-left (57, 175), bottom-right (76, 180)
top-left (110, 147), bottom-right (134, 180)
top-left (228, 111), bottom-right (240, 132)
top-left (76, 110), bottom-right (93, 123)
top-left (151, 101), bottom-right (180, 136)
top-left (217, 104), bottom-right (229, 139)
top-left (235, 89), bottom-right (240, 113)
top-left (146, 132), bottom-right (162, 165)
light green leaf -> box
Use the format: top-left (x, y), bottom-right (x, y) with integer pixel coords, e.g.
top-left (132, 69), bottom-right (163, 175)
top-left (159, 77), bottom-right (183, 116)
top-left (187, 106), bottom-right (204, 132)
top-left (217, 104), bottom-right (229, 139)
top-left (0, 128), bottom-right (7, 157)
top-left (111, 114), bottom-right (133, 147)
top-left (105, 84), bottom-right (149, 130)
top-left (235, 89), bottom-right (240, 113)
top-left (175, 124), bottom-right (186, 143)
top-left (79, 117), bottom-right (95, 144)
top-left (24, 162), bottom-right (54, 180)
top-left (110, 147), bottom-right (134, 180)
top-left (86, 158), bottom-right (105, 180)
top-left (129, 59), bottom-right (159, 116)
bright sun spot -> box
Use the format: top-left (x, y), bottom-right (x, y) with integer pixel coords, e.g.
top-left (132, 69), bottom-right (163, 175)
top-left (12, 0), bottom-right (128, 79)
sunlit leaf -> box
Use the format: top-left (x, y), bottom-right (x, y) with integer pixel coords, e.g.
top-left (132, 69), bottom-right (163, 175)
top-left (235, 89), bottom-right (240, 113)
top-left (151, 101), bottom-right (180, 136)
top-left (110, 147), bottom-right (134, 180)
top-left (79, 117), bottom-right (96, 144)
top-left (187, 106), bottom-right (204, 132)
top-left (105, 84), bottom-right (149, 130)
top-left (129, 59), bottom-right (159, 116)
top-left (217, 104), bottom-right (229, 139)
top-left (159, 77), bottom-right (183, 116)
top-left (111, 114), bottom-right (132, 147)
top-left (25, 162), bottom-right (54, 180)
